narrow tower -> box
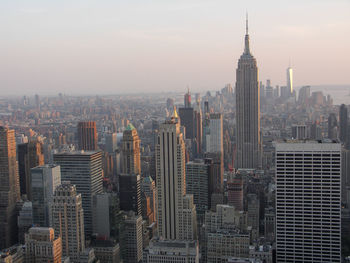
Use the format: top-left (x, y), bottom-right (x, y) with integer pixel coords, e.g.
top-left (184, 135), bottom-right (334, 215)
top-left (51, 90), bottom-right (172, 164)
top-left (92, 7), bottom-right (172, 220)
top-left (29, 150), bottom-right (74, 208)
top-left (235, 16), bottom-right (261, 169)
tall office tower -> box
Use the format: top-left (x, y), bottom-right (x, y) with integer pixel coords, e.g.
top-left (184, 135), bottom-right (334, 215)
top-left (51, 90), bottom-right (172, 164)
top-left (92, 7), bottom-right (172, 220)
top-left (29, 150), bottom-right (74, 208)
top-left (141, 176), bottom-right (157, 223)
top-left (53, 151), bottom-right (103, 236)
top-left (287, 66), bottom-right (293, 95)
top-left (184, 89), bottom-right (191, 108)
top-left (105, 132), bottom-right (118, 153)
top-left (186, 160), bottom-right (210, 221)
top-left (119, 174), bottom-right (141, 215)
top-left (328, 113), bottom-right (338, 140)
top-left (25, 227), bottom-right (62, 263)
top-left (122, 123), bottom-right (141, 175)
top-left (143, 240), bottom-right (199, 263)
top-left (51, 182), bottom-right (85, 260)
top-left (156, 114), bottom-right (196, 240)
top-left (339, 104), bottom-right (348, 143)
top-left (92, 192), bottom-right (121, 239)
top-left (298, 85), bottom-right (311, 105)
top-left (179, 107), bottom-right (195, 139)
top-left (77, 121), bottom-right (98, 151)
top-left (120, 211), bottom-right (143, 263)
top-left (31, 164), bottom-right (61, 227)
top-left (227, 178), bottom-right (243, 211)
top-left (193, 105), bottom-right (202, 156)
top-left (17, 201), bottom-right (33, 244)
top-left (205, 153), bottom-right (224, 201)
top-left (264, 207), bottom-right (275, 243)
top-left (310, 121), bottom-right (322, 140)
top-left (0, 127), bottom-right (21, 249)
top-left (292, 125), bottom-right (307, 140)
top-left (208, 113), bottom-right (223, 153)
top-left (276, 142), bottom-right (341, 262)
top-left (235, 17), bottom-right (261, 169)
top-left (17, 140), bottom-right (45, 199)
top-left (247, 193), bottom-right (260, 241)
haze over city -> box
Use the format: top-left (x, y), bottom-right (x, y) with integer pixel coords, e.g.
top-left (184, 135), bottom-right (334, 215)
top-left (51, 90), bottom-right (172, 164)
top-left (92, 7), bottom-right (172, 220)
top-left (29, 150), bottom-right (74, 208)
top-left (1, 0), bottom-right (349, 95)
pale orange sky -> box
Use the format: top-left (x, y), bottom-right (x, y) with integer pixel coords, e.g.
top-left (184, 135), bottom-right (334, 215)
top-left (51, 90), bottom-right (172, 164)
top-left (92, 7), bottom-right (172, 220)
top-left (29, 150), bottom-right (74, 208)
top-left (0, 0), bottom-right (349, 95)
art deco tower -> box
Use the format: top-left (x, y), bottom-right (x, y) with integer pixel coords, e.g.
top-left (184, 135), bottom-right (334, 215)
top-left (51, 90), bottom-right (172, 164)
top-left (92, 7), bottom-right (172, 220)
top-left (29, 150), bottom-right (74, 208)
top-left (122, 123), bottom-right (141, 175)
top-left (235, 17), bottom-right (261, 169)
top-left (0, 126), bottom-right (21, 249)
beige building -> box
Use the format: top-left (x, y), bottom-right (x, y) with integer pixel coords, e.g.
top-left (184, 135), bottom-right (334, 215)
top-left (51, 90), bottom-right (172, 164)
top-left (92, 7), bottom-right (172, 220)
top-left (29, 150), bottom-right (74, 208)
top-left (51, 182), bottom-right (85, 261)
top-left (25, 227), bottom-right (62, 263)
top-left (122, 123), bottom-right (141, 175)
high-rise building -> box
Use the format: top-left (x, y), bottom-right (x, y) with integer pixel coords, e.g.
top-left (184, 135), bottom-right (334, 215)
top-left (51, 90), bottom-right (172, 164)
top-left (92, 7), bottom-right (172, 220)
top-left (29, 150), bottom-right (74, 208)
top-left (143, 240), bottom-right (199, 263)
top-left (235, 17), bottom-right (261, 169)
top-left (31, 164), bottom-right (61, 227)
top-left (292, 125), bottom-right (307, 140)
top-left (246, 193), bottom-right (260, 241)
top-left (120, 211), bottom-right (143, 263)
top-left (208, 113), bottom-right (223, 154)
top-left (0, 127), bottom-right (21, 249)
top-left (141, 176), bottom-right (157, 223)
top-left (328, 113), bottom-right (338, 140)
top-left (53, 151), bottom-right (103, 237)
top-left (25, 227), bottom-right (62, 263)
top-left (184, 89), bottom-right (191, 108)
top-left (298, 86), bottom-right (311, 105)
top-left (119, 174), bottom-right (141, 216)
top-left (340, 104), bottom-right (348, 143)
top-left (186, 160), bottom-right (210, 220)
top-left (179, 108), bottom-right (195, 139)
top-left (276, 142), bottom-right (341, 262)
top-left (227, 178), bottom-right (243, 211)
top-left (17, 201), bottom-right (33, 244)
top-left (105, 132), bottom-right (118, 153)
top-left (287, 66), bottom-right (293, 96)
top-left (122, 124), bottom-right (141, 175)
top-left (156, 114), bottom-right (196, 240)
top-left (77, 121), bottom-right (98, 151)
top-left (51, 182), bottom-right (85, 260)
top-left (17, 140), bottom-right (45, 199)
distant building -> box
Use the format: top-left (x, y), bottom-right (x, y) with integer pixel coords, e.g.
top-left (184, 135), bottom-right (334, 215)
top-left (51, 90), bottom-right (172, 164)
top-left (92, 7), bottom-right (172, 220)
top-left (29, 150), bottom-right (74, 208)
top-left (31, 164), bottom-right (61, 227)
top-left (291, 125), bottom-right (307, 140)
top-left (25, 227), bottom-right (62, 263)
top-left (143, 239), bottom-right (199, 263)
top-left (0, 127), bottom-right (21, 249)
top-left (328, 113), bottom-right (338, 140)
top-left (141, 176), bottom-right (157, 224)
top-left (227, 179), bottom-right (243, 211)
top-left (77, 121), bottom-right (98, 151)
top-left (340, 104), bottom-right (348, 144)
top-left (208, 113), bottom-right (223, 154)
top-left (121, 124), bottom-right (141, 175)
top-left (17, 201), bottom-right (33, 244)
top-left (53, 151), bottom-right (103, 236)
top-left (235, 18), bottom-right (261, 169)
top-left (119, 174), bottom-right (141, 216)
top-left (91, 239), bottom-right (120, 263)
top-left (286, 67), bottom-right (293, 96)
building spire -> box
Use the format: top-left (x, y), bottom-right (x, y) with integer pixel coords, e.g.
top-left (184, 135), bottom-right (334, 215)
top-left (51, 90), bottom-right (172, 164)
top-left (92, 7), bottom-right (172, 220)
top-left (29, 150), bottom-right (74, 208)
top-left (244, 13), bottom-right (250, 55)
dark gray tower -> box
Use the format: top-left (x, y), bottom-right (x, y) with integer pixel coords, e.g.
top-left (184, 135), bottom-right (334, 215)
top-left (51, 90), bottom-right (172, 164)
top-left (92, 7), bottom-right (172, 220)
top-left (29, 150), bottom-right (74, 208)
top-left (235, 16), bottom-right (261, 169)
top-left (339, 104), bottom-right (348, 143)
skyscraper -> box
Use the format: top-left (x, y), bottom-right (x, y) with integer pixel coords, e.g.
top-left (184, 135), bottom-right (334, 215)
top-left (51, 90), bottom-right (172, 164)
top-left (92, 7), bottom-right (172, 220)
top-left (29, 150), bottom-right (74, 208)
top-left (276, 142), bottom-right (341, 262)
top-left (287, 66), bottom-right (293, 95)
top-left (0, 126), bottom-right (21, 249)
top-left (235, 17), bottom-right (261, 169)
top-left (119, 174), bottom-right (141, 216)
top-left (51, 182), bottom-right (85, 260)
top-left (328, 113), bottom-right (338, 140)
top-left (208, 113), bottom-right (223, 154)
top-left (53, 151), bottom-right (103, 236)
top-left (77, 121), bottom-right (98, 151)
top-left (184, 89), bottom-right (191, 108)
top-left (122, 123), bottom-right (141, 175)
top-left (31, 164), bottom-right (61, 227)
top-left (339, 104), bottom-right (348, 143)
top-left (156, 113), bottom-right (196, 240)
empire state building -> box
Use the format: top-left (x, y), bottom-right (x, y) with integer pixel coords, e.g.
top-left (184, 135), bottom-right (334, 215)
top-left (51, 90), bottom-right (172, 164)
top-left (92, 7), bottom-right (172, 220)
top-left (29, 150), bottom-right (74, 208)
top-left (235, 17), bottom-right (261, 169)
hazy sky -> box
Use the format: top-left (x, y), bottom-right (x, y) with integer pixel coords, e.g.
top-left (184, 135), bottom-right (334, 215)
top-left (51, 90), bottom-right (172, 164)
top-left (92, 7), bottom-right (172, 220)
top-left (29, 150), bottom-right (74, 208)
top-left (0, 0), bottom-right (349, 95)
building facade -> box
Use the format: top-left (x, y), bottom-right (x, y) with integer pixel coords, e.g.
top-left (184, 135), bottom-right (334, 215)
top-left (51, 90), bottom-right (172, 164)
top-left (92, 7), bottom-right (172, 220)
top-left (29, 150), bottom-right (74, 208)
top-left (77, 121), bottom-right (98, 151)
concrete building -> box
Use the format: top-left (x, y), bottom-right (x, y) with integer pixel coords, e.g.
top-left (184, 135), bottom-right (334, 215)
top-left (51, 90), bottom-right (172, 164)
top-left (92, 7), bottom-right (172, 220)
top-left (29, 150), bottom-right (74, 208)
top-left (328, 113), bottom-right (338, 140)
top-left (208, 113), bottom-right (223, 154)
top-left (227, 179), bottom-right (243, 211)
top-left (156, 113), bottom-right (196, 240)
top-left (143, 239), bottom-right (199, 263)
top-left (235, 18), bottom-right (261, 169)
top-left (17, 201), bottom-right (33, 244)
top-left (77, 121), bottom-right (98, 151)
top-left (141, 176), bottom-right (157, 224)
top-left (291, 125), bottom-right (307, 140)
top-left (276, 142), bottom-right (341, 262)
top-left (120, 212), bottom-right (143, 263)
top-left (247, 194), bottom-right (260, 242)
top-left (91, 239), bottom-right (120, 263)
top-left (25, 227), bottom-right (62, 263)
top-left (0, 127), bottom-right (21, 249)
top-left (121, 123), bottom-right (141, 175)
top-left (340, 104), bottom-right (348, 144)
top-left (249, 245), bottom-right (272, 263)
top-left (53, 151), bottom-right (103, 236)
top-left (51, 182), bottom-right (85, 261)
top-left (31, 164), bottom-right (61, 227)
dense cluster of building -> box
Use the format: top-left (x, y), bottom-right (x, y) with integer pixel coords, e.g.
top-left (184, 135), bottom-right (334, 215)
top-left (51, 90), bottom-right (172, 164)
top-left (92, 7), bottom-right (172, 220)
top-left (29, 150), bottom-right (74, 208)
top-left (0, 20), bottom-right (349, 263)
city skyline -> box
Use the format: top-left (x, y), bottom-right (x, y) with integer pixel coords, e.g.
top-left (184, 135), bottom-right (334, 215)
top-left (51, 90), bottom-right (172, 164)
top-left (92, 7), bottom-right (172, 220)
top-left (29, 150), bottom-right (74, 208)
top-left (0, 0), bottom-right (349, 95)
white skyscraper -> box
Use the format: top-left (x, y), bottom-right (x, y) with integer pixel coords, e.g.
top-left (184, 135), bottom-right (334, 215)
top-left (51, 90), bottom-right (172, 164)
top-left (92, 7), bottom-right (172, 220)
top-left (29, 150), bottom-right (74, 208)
top-left (156, 112), bottom-right (196, 240)
top-left (287, 66), bottom-right (293, 95)
top-left (276, 142), bottom-right (341, 262)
